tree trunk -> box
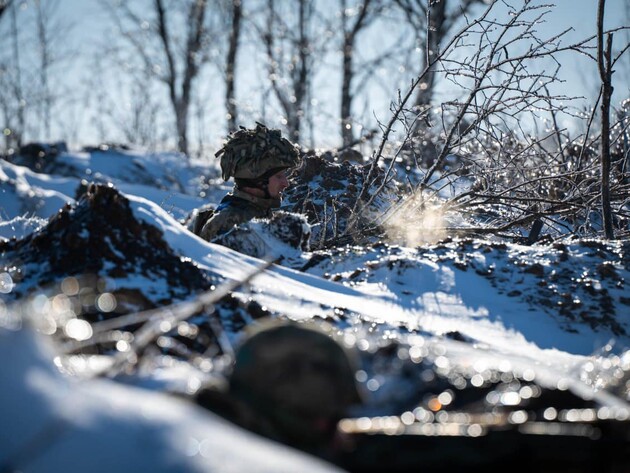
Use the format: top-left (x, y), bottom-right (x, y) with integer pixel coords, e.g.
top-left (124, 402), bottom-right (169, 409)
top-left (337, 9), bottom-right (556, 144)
top-left (175, 101), bottom-right (189, 158)
top-left (226, 0), bottom-right (242, 133)
top-left (414, 0), bottom-right (446, 110)
top-left (340, 0), bottom-right (353, 147)
top-left (340, 0), bottom-right (374, 148)
top-left (36, 0), bottom-right (52, 141)
top-left (155, 0), bottom-right (208, 157)
top-left (10, 2), bottom-right (24, 148)
top-left (263, 0), bottom-right (311, 143)
top-left (597, 0), bottom-right (615, 239)
top-left (291, 0), bottom-right (310, 142)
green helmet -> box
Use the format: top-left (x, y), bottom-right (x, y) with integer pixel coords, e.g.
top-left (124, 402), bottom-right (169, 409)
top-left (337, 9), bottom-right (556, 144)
top-left (229, 321), bottom-right (362, 445)
top-left (215, 122), bottom-right (300, 182)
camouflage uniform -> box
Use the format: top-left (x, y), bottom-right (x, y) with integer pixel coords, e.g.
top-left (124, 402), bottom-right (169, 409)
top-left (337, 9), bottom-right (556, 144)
top-left (197, 123), bottom-right (300, 242)
top-left (199, 189), bottom-right (280, 241)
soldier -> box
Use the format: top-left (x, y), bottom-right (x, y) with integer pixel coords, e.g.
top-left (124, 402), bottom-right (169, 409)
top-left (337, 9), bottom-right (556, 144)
top-left (198, 123), bottom-right (301, 242)
top-left (196, 320), bottom-right (363, 457)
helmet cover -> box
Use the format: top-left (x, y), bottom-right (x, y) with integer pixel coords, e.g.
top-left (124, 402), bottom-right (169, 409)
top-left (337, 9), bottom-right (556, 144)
top-left (215, 122), bottom-right (300, 181)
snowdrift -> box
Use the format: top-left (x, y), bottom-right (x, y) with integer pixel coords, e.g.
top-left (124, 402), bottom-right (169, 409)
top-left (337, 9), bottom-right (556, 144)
top-left (2, 146), bottom-right (630, 471)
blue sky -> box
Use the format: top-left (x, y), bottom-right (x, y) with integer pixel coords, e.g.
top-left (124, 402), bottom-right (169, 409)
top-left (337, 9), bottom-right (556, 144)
top-left (543, 0), bottom-right (629, 91)
top-left (12, 0), bottom-right (630, 150)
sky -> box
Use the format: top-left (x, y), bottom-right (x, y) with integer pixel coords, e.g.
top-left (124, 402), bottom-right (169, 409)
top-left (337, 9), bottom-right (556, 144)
top-left (6, 0), bottom-right (630, 151)
top-left (542, 0), bottom-right (629, 94)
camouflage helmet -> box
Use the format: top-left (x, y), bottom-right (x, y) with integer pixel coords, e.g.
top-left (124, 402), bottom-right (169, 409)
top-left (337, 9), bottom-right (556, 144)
top-left (215, 122), bottom-right (300, 181)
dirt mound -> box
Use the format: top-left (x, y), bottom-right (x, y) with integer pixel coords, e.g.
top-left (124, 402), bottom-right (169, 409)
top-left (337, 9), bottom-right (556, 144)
top-left (0, 183), bottom-right (211, 310)
top-left (0, 183), bottom-right (295, 358)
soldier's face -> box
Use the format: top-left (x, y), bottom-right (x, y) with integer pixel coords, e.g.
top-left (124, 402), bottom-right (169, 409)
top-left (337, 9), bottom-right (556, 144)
top-left (267, 169), bottom-right (289, 198)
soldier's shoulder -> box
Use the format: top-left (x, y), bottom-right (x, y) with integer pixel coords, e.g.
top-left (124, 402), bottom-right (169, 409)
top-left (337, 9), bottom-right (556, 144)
top-left (187, 204), bottom-right (216, 235)
top-left (199, 199), bottom-right (254, 241)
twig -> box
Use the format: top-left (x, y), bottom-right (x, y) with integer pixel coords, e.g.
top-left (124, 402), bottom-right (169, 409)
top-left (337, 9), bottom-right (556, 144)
top-left (88, 259), bottom-right (276, 378)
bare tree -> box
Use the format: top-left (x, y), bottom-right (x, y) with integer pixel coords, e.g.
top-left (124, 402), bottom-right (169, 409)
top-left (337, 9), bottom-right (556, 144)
top-left (338, 1), bottom-right (630, 245)
top-left (158, 0), bottom-right (207, 156)
top-left (117, 78), bottom-right (162, 150)
top-left (35, 0), bottom-right (52, 140)
top-left (85, 50), bottom-right (162, 150)
top-left (257, 0), bottom-right (316, 141)
top-left (340, 0), bottom-right (383, 147)
top-left (33, 0), bottom-right (72, 142)
top-left (393, 0), bottom-right (483, 112)
top-left (0, 0), bottom-right (72, 150)
top-left (225, 0), bottom-right (242, 133)
top-left (103, 0), bottom-right (217, 156)
top-left (597, 0), bottom-right (614, 239)
top-left (0, 0), bottom-right (11, 149)
top-left (8, 1), bottom-right (24, 148)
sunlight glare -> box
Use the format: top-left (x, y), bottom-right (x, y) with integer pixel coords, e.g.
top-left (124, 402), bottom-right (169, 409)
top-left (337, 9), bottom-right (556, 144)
top-left (0, 272), bottom-right (15, 294)
top-left (65, 318), bottom-right (93, 341)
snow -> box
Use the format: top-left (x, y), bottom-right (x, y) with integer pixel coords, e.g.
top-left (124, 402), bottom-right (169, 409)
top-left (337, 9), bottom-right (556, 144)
top-left (0, 326), bottom-right (342, 473)
top-left (3, 147), bottom-right (629, 360)
top-left (123, 172), bottom-right (629, 396)
top-left (1, 145), bottom-right (629, 469)
top-left (1, 149), bottom-right (225, 228)
top-left (0, 215), bottom-right (47, 242)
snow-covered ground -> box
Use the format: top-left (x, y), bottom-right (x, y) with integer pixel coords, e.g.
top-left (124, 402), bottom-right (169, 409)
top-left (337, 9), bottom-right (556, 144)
top-left (0, 325), bottom-right (344, 472)
top-left (1, 145), bottom-right (629, 471)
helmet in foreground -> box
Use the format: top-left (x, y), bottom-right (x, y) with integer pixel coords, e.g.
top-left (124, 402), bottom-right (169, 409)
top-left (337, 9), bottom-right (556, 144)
top-left (229, 321), bottom-right (362, 446)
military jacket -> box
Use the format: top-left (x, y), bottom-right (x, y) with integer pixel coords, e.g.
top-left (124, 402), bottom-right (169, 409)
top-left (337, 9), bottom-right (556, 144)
top-left (199, 189), bottom-right (280, 242)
